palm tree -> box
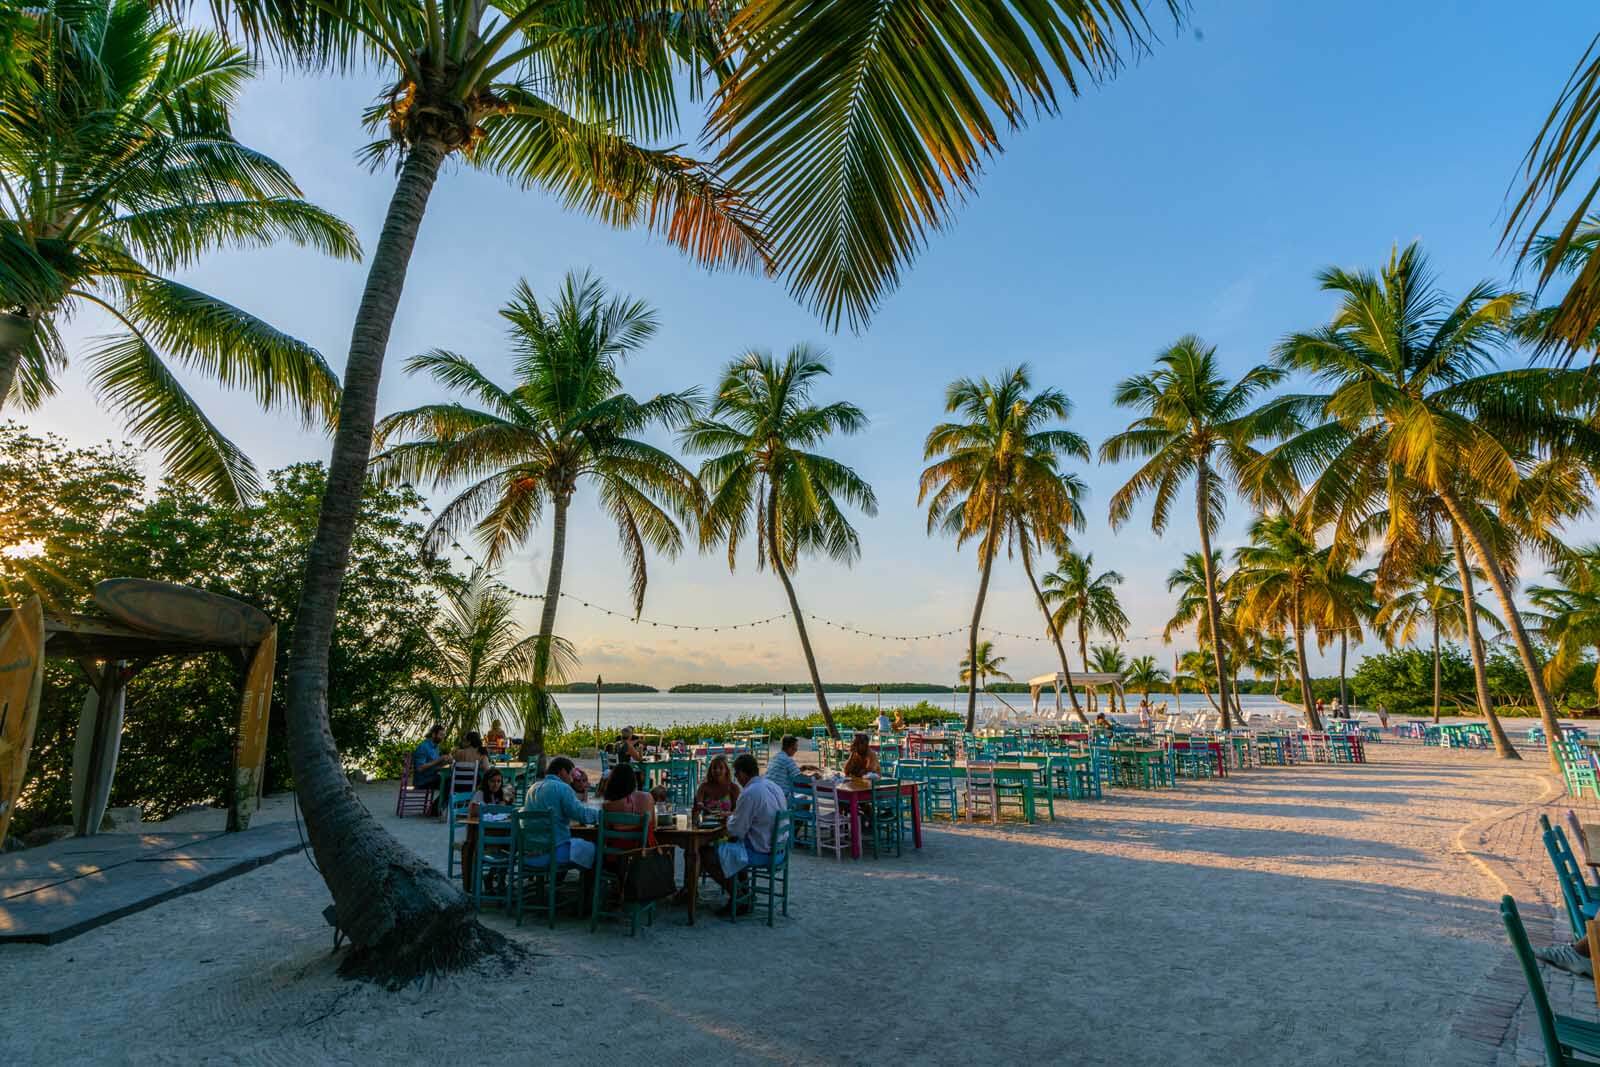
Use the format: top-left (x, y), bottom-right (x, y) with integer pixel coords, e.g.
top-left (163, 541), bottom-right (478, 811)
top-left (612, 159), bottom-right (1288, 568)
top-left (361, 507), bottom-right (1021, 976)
top-left (1530, 544), bottom-right (1600, 709)
top-left (1377, 553), bottom-right (1499, 722)
top-left (0, 0), bottom-right (358, 500)
top-left (1176, 649), bottom-right (1221, 712)
top-left (1124, 655), bottom-right (1169, 706)
top-left (399, 566), bottom-right (567, 740)
top-left (920, 366), bottom-right (1090, 730)
top-left (683, 347), bottom-right (876, 740)
top-left (1088, 644), bottom-right (1129, 711)
top-left (213, 0), bottom-right (1181, 973)
top-left (959, 639), bottom-right (1013, 692)
top-left (1316, 562), bottom-right (1375, 716)
top-left (374, 273), bottom-right (701, 761)
top-left (1009, 510), bottom-right (1088, 720)
top-left (1103, 340), bottom-right (1287, 730)
top-left (1043, 550), bottom-right (1129, 673)
top-left (1255, 244), bottom-right (1600, 770)
top-left (1247, 633), bottom-right (1297, 698)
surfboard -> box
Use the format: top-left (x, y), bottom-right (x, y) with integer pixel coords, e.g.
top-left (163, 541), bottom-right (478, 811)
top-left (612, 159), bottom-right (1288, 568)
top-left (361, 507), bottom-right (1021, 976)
top-left (229, 628), bottom-right (276, 832)
top-left (0, 597), bottom-right (45, 843)
top-left (70, 664), bottom-right (126, 836)
top-left (94, 579), bottom-right (271, 647)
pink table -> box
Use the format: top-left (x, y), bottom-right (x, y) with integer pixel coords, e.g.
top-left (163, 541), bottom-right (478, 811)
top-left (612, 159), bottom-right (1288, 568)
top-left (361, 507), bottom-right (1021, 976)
top-left (811, 780), bottom-right (922, 859)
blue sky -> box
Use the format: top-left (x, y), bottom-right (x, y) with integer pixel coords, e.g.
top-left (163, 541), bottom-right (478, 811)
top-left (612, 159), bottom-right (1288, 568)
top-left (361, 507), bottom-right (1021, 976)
top-left (25, 1), bottom-right (1597, 685)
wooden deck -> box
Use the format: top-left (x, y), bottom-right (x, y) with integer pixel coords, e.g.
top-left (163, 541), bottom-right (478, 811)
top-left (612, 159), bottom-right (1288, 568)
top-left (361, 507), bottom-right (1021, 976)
top-left (0, 824), bottom-right (303, 944)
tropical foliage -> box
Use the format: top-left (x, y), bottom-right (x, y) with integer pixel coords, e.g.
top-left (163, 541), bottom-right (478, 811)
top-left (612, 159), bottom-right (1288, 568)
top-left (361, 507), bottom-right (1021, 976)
top-left (1044, 550), bottom-right (1128, 672)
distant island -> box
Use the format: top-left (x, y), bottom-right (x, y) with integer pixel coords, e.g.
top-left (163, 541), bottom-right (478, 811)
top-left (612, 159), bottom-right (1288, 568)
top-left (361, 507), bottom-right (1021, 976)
top-left (551, 681), bottom-right (658, 693)
top-left (668, 682), bottom-right (959, 694)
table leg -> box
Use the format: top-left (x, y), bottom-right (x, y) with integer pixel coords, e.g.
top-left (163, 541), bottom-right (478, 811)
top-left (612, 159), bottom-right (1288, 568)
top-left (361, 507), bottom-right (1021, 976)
top-left (908, 785), bottom-right (922, 848)
top-left (848, 794), bottom-right (863, 859)
top-left (683, 845), bottom-right (700, 926)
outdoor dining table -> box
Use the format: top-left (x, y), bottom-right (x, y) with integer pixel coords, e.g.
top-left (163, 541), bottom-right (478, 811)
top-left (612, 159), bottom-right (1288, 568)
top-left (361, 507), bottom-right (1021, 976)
top-left (1168, 739), bottom-right (1226, 777)
top-left (947, 762), bottom-right (1053, 822)
top-left (571, 816), bottom-right (725, 926)
top-left (1106, 746), bottom-right (1170, 789)
top-left (810, 778), bottom-right (924, 860)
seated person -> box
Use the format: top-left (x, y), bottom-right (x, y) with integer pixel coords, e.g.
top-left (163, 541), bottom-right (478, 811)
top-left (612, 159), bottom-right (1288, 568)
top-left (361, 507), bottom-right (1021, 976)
top-left (693, 755), bottom-right (741, 819)
top-left (601, 763), bottom-right (653, 817)
top-left (842, 733), bottom-right (880, 778)
top-left (615, 726), bottom-right (645, 764)
top-left (891, 710), bottom-right (907, 732)
top-left (473, 767), bottom-right (512, 808)
top-left (876, 710), bottom-right (892, 734)
top-left (699, 754), bottom-right (787, 916)
top-left (765, 735), bottom-right (814, 800)
top-left (1093, 712), bottom-right (1113, 731)
top-left (452, 731), bottom-right (491, 777)
top-left (411, 724), bottom-right (450, 790)
top-left (522, 757), bottom-right (599, 869)
top-left (484, 720), bottom-right (509, 752)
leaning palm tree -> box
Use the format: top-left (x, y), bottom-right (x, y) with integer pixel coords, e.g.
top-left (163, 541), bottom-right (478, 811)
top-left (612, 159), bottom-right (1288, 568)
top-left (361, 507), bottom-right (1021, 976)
top-left (0, 0), bottom-right (358, 500)
top-left (374, 273), bottom-right (702, 762)
top-left (1376, 553), bottom-right (1499, 723)
top-left (1043, 550), bottom-right (1128, 672)
top-left (1124, 655), bottom-right (1169, 707)
top-left (920, 366), bottom-right (1090, 730)
top-left (683, 346), bottom-right (877, 740)
top-left (212, 0), bottom-right (1180, 974)
top-left (1008, 508), bottom-right (1088, 720)
top-left (1103, 339), bottom-right (1287, 729)
top-left (1247, 633), bottom-right (1298, 698)
top-left (959, 640), bottom-right (1013, 692)
top-left (1254, 244), bottom-right (1600, 770)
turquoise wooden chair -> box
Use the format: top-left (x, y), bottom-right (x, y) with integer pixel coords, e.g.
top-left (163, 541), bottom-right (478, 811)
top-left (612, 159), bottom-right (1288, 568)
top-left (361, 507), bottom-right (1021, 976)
top-left (867, 781), bottom-right (905, 858)
top-left (789, 779), bottom-right (817, 849)
top-left (1502, 895), bottom-right (1600, 1066)
top-left (470, 805), bottom-right (518, 912)
top-left (1542, 816), bottom-right (1600, 940)
top-left (1558, 743), bottom-right (1600, 801)
top-left (512, 808), bottom-right (581, 928)
top-left (444, 790), bottom-right (475, 878)
top-left (666, 757), bottom-right (699, 808)
top-left (732, 810), bottom-right (793, 927)
top-left (922, 763), bottom-right (961, 820)
top-left (590, 811), bottom-right (657, 936)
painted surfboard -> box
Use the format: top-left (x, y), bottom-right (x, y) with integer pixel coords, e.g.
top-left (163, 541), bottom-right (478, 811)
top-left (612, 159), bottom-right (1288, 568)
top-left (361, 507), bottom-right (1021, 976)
top-left (70, 664), bottom-right (126, 836)
top-left (0, 597), bottom-right (45, 843)
top-left (229, 628), bottom-right (276, 832)
top-left (94, 579), bottom-right (271, 647)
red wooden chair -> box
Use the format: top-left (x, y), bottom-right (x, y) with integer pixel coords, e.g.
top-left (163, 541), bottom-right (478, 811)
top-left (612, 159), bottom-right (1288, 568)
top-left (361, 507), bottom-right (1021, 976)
top-left (395, 755), bottom-right (432, 817)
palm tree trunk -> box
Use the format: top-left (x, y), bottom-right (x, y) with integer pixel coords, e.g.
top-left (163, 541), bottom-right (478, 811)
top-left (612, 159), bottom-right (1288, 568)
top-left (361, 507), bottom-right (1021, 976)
top-left (518, 492), bottom-right (570, 765)
top-left (1339, 633), bottom-right (1349, 711)
top-left (1079, 619), bottom-right (1089, 674)
top-left (1451, 523), bottom-right (1517, 758)
top-left (281, 140), bottom-right (490, 977)
top-left (1293, 598), bottom-right (1321, 730)
top-left (0, 344), bottom-right (19, 410)
top-left (1439, 487), bottom-right (1563, 772)
top-left (964, 512), bottom-right (1004, 732)
top-left (768, 484), bottom-right (837, 738)
top-left (1194, 464), bottom-right (1233, 730)
top-left (1022, 552), bottom-right (1085, 719)
top-left (1431, 618), bottom-right (1442, 723)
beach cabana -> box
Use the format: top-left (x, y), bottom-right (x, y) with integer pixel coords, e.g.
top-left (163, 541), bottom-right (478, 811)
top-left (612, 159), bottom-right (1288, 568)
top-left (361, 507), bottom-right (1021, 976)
top-left (1028, 671), bottom-right (1127, 717)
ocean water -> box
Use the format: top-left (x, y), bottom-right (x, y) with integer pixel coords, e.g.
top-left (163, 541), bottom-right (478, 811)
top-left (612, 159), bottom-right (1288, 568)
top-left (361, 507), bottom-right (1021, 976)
top-left (550, 690), bottom-right (1305, 730)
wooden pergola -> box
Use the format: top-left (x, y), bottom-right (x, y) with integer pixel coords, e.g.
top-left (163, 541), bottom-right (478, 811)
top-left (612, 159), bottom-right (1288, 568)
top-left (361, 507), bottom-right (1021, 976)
top-left (0, 580), bottom-right (275, 842)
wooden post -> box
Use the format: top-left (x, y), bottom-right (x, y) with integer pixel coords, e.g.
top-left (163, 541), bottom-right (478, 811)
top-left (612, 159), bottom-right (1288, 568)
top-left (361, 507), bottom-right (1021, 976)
top-left (1587, 917), bottom-right (1600, 1010)
top-left (595, 674), bottom-right (602, 745)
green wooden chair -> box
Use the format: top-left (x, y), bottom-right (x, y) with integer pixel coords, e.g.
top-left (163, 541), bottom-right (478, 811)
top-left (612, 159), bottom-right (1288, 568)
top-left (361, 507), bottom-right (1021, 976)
top-left (1502, 895), bottom-right (1600, 1066)
top-left (590, 811), bottom-right (657, 936)
top-left (732, 810), bottom-right (793, 927)
top-left (512, 808), bottom-right (582, 928)
top-left (867, 780), bottom-right (905, 858)
top-left (470, 805), bottom-right (518, 912)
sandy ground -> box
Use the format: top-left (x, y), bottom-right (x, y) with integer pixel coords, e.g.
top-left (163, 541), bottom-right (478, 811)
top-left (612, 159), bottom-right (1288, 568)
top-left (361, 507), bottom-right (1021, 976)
top-left (0, 744), bottom-right (1547, 1066)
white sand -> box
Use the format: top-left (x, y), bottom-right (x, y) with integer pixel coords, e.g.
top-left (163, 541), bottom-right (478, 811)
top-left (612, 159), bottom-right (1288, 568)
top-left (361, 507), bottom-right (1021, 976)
top-left (0, 746), bottom-right (1545, 1065)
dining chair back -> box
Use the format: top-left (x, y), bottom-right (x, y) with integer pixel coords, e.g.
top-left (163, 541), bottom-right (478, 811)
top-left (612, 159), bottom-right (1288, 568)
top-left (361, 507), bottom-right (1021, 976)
top-left (1501, 894), bottom-right (1600, 1067)
top-left (394, 755), bottom-right (431, 817)
top-left (590, 811), bottom-right (657, 936)
top-left (470, 805), bottom-right (517, 911)
top-left (812, 784), bottom-right (852, 860)
top-left (965, 762), bottom-right (999, 824)
top-left (733, 810), bottom-right (793, 926)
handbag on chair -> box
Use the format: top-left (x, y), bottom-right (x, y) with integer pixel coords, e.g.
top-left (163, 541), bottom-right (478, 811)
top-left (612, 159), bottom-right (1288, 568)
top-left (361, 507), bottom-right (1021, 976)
top-left (619, 847), bottom-right (677, 902)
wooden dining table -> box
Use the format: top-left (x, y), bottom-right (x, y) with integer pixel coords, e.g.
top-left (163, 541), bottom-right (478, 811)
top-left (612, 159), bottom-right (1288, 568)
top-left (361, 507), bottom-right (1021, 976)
top-left (810, 779), bottom-right (923, 859)
top-left (571, 817), bottom-right (726, 926)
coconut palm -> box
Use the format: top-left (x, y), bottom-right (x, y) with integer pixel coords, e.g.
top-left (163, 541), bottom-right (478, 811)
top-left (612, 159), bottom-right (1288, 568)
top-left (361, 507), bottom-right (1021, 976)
top-left (1254, 243), bottom-right (1600, 769)
top-left (920, 366), bottom-right (1090, 730)
top-left (1008, 509), bottom-right (1088, 720)
top-left (684, 346), bottom-right (876, 740)
top-left (1124, 655), bottom-right (1169, 706)
top-left (0, 0), bottom-right (358, 500)
top-left (398, 566), bottom-right (574, 741)
top-left (1102, 336), bottom-right (1288, 730)
top-left (1377, 553), bottom-right (1500, 722)
top-left (1530, 544), bottom-right (1600, 708)
top-left (1176, 649), bottom-right (1221, 711)
top-left (1247, 633), bottom-right (1298, 698)
top-left (959, 640), bottom-right (1012, 691)
top-left (374, 273), bottom-right (701, 761)
top-left (1043, 550), bottom-right (1128, 674)
top-left (1315, 562), bottom-right (1376, 715)
top-left (1231, 513), bottom-right (1349, 730)
top-left (1088, 644), bottom-right (1129, 711)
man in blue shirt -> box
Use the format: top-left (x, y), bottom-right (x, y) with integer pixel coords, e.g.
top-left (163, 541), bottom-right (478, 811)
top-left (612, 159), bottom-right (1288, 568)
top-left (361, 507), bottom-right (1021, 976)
top-left (764, 736), bottom-right (814, 801)
top-left (411, 724), bottom-right (449, 789)
top-left (523, 757), bottom-right (599, 868)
